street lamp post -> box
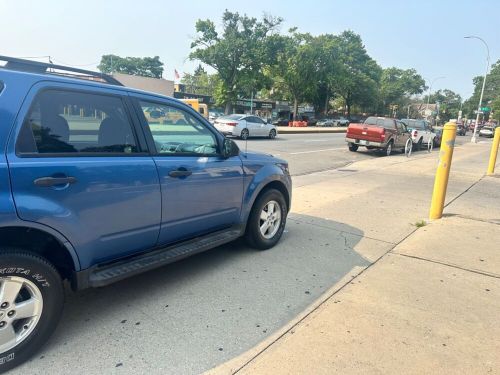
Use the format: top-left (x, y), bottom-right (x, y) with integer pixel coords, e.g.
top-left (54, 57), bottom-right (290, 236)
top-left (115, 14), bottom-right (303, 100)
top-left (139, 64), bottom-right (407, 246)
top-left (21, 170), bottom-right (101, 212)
top-left (465, 35), bottom-right (490, 143)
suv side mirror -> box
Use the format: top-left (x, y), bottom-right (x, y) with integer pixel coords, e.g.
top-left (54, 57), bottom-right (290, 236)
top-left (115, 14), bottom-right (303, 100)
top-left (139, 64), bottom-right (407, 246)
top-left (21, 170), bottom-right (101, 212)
top-left (222, 138), bottom-right (240, 158)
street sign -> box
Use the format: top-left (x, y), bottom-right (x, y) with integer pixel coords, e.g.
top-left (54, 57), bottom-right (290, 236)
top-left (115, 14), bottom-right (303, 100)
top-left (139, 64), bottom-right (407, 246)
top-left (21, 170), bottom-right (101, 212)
top-left (481, 107), bottom-right (491, 112)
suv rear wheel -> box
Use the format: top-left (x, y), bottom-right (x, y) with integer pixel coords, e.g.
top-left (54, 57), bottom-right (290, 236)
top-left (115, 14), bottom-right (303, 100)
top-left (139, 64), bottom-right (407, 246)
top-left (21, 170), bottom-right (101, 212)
top-left (0, 252), bottom-right (64, 373)
top-left (245, 189), bottom-right (287, 250)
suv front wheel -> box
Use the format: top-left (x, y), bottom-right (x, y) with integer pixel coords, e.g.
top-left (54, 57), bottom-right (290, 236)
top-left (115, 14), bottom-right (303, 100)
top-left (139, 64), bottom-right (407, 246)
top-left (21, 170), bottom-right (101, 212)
top-left (0, 252), bottom-right (64, 373)
top-left (245, 189), bottom-right (287, 250)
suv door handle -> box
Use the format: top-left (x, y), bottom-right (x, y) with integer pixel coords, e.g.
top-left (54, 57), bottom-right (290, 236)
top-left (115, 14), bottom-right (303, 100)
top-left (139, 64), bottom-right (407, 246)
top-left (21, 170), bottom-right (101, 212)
top-left (34, 176), bottom-right (77, 187)
top-left (168, 169), bottom-right (192, 178)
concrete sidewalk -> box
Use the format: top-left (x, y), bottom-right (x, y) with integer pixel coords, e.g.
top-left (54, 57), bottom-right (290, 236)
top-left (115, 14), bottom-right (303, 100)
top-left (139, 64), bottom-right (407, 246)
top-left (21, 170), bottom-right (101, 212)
top-left (209, 141), bottom-right (500, 374)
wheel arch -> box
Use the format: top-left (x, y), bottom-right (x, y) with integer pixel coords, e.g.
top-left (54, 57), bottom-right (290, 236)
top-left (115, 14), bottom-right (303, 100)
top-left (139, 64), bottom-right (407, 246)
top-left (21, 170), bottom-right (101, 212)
top-left (0, 225), bottom-right (80, 280)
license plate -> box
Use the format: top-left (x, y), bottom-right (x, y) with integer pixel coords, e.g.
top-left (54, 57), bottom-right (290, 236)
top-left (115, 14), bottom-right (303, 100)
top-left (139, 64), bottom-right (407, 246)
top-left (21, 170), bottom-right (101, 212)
top-left (359, 140), bottom-right (368, 145)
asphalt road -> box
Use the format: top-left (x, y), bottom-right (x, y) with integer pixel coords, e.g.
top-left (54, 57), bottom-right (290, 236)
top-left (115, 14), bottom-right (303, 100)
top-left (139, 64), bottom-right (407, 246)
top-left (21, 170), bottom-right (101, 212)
top-left (235, 132), bottom-right (473, 176)
top-left (12, 131), bottom-right (476, 375)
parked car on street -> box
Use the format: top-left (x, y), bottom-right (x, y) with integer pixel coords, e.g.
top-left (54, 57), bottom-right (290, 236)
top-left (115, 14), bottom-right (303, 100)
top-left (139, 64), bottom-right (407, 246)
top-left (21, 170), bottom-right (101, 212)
top-left (432, 126), bottom-right (444, 147)
top-left (272, 117), bottom-right (290, 127)
top-left (479, 126), bottom-right (495, 137)
top-left (0, 56), bottom-right (291, 372)
top-left (345, 116), bottom-right (411, 156)
top-left (457, 122), bottom-right (467, 136)
top-left (317, 118), bottom-right (335, 127)
top-left (214, 114), bottom-right (278, 139)
top-left (334, 116), bottom-right (350, 126)
top-left (401, 118), bottom-right (435, 151)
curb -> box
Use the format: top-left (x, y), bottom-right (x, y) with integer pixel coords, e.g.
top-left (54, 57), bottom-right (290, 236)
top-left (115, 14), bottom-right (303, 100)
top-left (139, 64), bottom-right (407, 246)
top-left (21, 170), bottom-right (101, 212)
top-left (203, 266), bottom-right (365, 375)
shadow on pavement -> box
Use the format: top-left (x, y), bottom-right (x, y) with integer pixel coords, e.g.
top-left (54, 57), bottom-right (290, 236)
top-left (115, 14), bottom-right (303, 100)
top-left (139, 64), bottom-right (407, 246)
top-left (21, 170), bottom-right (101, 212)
top-left (18, 215), bottom-right (372, 374)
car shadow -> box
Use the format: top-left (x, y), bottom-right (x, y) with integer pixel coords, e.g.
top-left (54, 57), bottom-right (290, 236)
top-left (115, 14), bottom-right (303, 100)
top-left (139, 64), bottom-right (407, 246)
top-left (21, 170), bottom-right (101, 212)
top-left (22, 215), bottom-right (374, 374)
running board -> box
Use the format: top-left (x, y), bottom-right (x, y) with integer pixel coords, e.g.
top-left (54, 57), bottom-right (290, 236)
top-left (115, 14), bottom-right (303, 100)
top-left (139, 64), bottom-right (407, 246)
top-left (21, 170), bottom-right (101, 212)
top-left (87, 227), bottom-right (243, 288)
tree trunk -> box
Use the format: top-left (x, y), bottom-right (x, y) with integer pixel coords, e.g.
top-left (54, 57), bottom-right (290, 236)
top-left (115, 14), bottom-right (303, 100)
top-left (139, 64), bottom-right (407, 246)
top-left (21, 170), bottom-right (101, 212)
top-left (347, 102), bottom-right (351, 117)
top-left (293, 98), bottom-right (298, 121)
top-left (324, 95), bottom-right (329, 115)
top-left (225, 102), bottom-right (233, 115)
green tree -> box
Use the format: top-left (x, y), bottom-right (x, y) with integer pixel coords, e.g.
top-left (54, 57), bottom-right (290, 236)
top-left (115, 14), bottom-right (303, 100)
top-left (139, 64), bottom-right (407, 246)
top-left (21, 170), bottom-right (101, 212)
top-left (464, 59), bottom-right (500, 120)
top-left (189, 10), bottom-right (282, 113)
top-left (98, 55), bottom-right (164, 78)
top-left (265, 31), bottom-right (319, 119)
top-left (424, 89), bottom-right (462, 121)
top-left (379, 67), bottom-right (426, 115)
top-left (331, 31), bottom-right (382, 116)
top-left (180, 65), bottom-right (220, 97)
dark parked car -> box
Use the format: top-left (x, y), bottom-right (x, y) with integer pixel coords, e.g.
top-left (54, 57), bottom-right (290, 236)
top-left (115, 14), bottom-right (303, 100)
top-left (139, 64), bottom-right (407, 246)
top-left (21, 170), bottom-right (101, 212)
top-left (272, 118), bottom-right (290, 127)
top-left (457, 123), bottom-right (467, 136)
top-left (0, 56), bottom-right (291, 372)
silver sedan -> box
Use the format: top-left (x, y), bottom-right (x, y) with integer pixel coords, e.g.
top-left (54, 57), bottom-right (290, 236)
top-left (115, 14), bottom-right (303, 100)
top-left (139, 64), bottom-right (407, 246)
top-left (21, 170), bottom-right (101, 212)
top-left (214, 114), bottom-right (278, 140)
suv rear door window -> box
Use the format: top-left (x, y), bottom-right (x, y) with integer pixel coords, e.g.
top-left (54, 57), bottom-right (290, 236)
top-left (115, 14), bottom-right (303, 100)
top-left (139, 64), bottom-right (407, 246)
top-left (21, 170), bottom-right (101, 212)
top-left (18, 89), bottom-right (138, 155)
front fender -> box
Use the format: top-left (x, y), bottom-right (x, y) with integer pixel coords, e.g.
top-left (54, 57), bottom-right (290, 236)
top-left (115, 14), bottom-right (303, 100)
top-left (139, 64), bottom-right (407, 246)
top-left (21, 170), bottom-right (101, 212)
top-left (241, 163), bottom-right (291, 223)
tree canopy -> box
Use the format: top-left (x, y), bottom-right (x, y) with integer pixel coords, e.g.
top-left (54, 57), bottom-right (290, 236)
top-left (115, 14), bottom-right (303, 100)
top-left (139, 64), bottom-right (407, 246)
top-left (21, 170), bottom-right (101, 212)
top-left (98, 55), bottom-right (164, 78)
top-left (189, 10), bottom-right (282, 113)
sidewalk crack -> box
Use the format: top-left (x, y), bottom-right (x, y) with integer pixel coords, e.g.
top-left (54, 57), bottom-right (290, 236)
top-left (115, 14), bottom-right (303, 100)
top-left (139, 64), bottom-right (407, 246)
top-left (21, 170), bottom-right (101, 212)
top-left (393, 253), bottom-right (500, 279)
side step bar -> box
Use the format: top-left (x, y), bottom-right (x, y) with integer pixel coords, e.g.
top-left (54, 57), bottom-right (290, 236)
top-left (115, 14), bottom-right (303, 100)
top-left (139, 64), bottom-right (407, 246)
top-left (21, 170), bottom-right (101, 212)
top-left (86, 227), bottom-right (243, 288)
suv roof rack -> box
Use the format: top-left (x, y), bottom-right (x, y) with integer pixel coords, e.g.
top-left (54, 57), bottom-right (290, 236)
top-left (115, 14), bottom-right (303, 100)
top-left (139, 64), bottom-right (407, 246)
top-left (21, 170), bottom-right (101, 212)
top-left (0, 55), bottom-right (123, 86)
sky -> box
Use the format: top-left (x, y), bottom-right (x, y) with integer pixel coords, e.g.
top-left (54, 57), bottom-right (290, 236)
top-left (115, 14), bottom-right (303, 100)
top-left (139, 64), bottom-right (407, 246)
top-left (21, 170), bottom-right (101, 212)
top-left (1, 0), bottom-right (499, 99)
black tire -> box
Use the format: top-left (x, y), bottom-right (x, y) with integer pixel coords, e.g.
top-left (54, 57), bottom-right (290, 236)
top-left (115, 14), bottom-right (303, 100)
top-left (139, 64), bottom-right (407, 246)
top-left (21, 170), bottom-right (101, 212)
top-left (245, 189), bottom-right (287, 250)
top-left (348, 143), bottom-right (358, 152)
top-left (383, 141), bottom-right (393, 156)
top-left (240, 128), bottom-right (249, 140)
top-left (0, 251), bottom-right (64, 374)
top-left (416, 138), bottom-right (423, 151)
top-left (269, 129), bottom-right (277, 139)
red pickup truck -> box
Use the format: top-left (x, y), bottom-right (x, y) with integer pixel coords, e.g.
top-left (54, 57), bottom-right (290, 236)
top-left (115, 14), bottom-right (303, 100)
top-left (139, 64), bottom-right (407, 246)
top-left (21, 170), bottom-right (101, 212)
top-left (345, 116), bottom-right (410, 156)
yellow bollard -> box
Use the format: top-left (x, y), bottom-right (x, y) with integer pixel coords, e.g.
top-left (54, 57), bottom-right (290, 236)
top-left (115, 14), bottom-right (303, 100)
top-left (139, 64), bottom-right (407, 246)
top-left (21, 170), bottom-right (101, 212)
top-left (487, 127), bottom-right (500, 175)
top-left (429, 122), bottom-right (457, 220)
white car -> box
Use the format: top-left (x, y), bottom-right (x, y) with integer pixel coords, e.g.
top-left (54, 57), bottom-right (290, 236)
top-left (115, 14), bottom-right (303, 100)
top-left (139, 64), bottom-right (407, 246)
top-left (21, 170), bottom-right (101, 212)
top-left (402, 119), bottom-right (435, 151)
top-left (214, 114), bottom-right (278, 139)
top-left (479, 126), bottom-right (495, 137)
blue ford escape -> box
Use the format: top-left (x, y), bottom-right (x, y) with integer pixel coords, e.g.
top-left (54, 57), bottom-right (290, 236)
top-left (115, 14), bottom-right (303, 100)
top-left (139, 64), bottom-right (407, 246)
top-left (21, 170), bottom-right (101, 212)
top-left (0, 56), bottom-right (291, 372)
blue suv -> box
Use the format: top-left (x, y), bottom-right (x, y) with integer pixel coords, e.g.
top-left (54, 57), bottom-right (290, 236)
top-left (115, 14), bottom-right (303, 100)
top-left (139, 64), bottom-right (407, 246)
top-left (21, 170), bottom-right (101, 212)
top-left (0, 56), bottom-right (291, 372)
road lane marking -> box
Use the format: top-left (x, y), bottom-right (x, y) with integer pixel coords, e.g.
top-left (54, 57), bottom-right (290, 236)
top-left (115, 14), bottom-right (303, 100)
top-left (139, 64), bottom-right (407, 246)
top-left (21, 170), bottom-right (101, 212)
top-left (290, 147), bottom-right (346, 155)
